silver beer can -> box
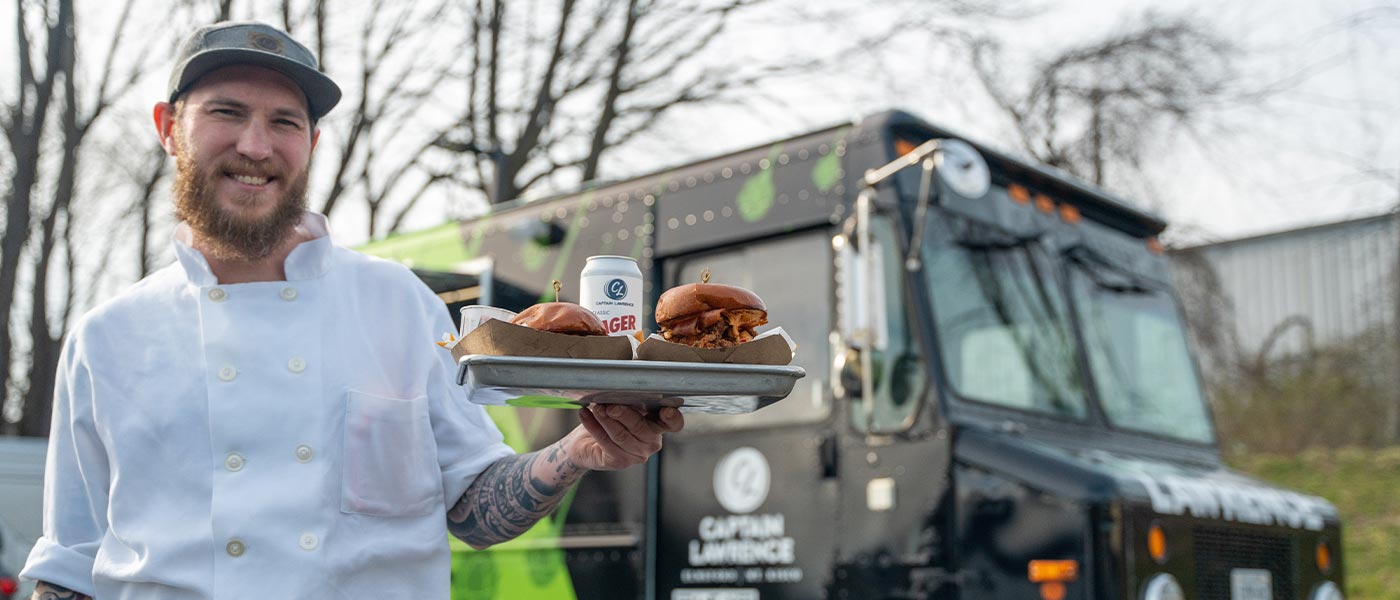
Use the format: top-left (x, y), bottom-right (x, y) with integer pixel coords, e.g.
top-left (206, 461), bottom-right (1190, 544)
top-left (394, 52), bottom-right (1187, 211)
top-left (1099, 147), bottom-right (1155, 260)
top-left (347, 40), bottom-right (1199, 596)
top-left (580, 255), bottom-right (643, 338)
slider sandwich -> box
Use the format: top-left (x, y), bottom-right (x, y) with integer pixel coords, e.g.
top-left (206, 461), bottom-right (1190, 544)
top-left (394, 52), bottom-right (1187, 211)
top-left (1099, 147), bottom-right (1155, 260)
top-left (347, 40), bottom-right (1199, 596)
top-left (655, 283), bottom-right (767, 349)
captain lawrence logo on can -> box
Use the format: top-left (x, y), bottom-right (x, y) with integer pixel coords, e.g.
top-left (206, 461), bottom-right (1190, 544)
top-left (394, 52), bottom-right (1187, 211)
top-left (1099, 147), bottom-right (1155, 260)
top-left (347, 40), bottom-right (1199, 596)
top-left (580, 256), bottom-right (643, 338)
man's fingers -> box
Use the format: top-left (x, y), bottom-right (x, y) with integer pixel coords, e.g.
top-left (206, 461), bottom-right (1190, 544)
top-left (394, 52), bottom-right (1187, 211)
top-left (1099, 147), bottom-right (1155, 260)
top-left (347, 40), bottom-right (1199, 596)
top-left (588, 405), bottom-right (659, 455)
top-left (608, 404), bottom-right (671, 438)
top-left (579, 407), bottom-right (647, 464)
top-left (653, 407), bottom-right (685, 432)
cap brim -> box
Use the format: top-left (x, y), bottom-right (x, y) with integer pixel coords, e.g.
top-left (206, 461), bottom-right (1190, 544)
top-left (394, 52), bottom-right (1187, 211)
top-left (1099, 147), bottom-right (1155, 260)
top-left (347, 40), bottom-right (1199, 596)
top-left (171, 48), bottom-right (342, 120)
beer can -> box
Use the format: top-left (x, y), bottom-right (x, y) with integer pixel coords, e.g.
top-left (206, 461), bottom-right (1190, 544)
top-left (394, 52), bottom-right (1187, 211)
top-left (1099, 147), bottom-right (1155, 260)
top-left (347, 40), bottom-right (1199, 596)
top-left (580, 255), bottom-right (643, 338)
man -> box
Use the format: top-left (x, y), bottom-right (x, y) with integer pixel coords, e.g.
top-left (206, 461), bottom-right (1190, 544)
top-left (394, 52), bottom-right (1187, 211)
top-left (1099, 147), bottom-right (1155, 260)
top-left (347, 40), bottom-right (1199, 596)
top-left (21, 21), bottom-right (682, 599)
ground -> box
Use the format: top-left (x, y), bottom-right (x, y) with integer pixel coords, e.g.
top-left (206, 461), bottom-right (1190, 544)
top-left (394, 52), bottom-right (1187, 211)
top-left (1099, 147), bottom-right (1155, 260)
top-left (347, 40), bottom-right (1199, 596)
top-left (1232, 447), bottom-right (1400, 600)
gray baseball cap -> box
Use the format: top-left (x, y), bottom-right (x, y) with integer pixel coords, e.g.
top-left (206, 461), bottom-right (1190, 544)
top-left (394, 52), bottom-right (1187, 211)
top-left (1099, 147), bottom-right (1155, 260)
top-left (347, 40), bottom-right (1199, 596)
top-left (168, 21), bottom-right (341, 121)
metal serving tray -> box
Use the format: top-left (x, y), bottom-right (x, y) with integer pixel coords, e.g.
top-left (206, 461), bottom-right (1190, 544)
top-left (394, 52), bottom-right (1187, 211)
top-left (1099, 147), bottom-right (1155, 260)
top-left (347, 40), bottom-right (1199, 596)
top-left (457, 355), bottom-right (806, 414)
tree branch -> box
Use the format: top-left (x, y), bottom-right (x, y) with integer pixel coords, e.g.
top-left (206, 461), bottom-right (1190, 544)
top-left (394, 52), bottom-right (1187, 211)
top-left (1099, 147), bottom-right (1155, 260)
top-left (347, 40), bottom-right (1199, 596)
top-left (504, 0), bottom-right (578, 197)
top-left (581, 0), bottom-right (637, 182)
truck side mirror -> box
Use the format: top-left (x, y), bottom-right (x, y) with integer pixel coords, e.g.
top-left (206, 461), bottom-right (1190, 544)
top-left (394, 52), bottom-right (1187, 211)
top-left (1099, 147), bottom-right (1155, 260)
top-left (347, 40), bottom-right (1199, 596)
top-left (834, 230), bottom-right (888, 352)
top-left (831, 190), bottom-right (889, 418)
top-left (834, 185), bottom-right (929, 432)
top-left (829, 339), bottom-right (862, 400)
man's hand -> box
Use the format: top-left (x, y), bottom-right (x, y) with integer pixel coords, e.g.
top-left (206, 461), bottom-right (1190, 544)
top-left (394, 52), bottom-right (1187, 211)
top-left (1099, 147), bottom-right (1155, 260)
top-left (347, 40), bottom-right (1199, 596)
top-left (570, 405), bottom-right (685, 471)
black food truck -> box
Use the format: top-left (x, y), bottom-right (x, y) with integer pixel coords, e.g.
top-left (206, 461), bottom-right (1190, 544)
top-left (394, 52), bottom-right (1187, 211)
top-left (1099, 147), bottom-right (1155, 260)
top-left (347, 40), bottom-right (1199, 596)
top-left (361, 110), bottom-right (1345, 600)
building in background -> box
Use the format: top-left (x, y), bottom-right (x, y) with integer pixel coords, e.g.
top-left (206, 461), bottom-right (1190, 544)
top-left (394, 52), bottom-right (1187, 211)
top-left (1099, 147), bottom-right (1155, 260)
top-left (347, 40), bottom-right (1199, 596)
top-left (1170, 211), bottom-right (1400, 448)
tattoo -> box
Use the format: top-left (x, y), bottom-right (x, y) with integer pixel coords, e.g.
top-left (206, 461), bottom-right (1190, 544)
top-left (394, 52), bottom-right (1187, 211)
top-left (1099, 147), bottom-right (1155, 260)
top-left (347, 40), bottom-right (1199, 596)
top-left (33, 581), bottom-right (92, 600)
top-left (447, 440), bottom-right (587, 548)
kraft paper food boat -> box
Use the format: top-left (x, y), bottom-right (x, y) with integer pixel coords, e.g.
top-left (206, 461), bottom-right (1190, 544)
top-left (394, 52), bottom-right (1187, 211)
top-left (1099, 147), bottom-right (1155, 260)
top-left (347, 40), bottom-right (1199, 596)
top-left (450, 317), bottom-right (634, 361)
top-left (456, 355), bottom-right (806, 414)
top-left (634, 328), bottom-right (795, 365)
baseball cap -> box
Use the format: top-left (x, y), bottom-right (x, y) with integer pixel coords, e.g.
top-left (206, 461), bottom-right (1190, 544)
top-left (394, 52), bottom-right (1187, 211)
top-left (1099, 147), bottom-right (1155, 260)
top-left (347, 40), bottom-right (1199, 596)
top-left (168, 21), bottom-right (342, 121)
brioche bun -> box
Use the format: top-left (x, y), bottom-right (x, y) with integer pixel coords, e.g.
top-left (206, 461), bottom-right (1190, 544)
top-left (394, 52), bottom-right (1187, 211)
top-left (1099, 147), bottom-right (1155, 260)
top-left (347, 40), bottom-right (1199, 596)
top-left (510, 302), bottom-right (607, 336)
top-left (656, 283), bottom-right (765, 325)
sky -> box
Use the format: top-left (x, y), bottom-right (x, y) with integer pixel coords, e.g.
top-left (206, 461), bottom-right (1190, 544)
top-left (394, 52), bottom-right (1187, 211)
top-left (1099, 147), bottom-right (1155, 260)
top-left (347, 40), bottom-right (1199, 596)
top-left (3, 0), bottom-right (1397, 251)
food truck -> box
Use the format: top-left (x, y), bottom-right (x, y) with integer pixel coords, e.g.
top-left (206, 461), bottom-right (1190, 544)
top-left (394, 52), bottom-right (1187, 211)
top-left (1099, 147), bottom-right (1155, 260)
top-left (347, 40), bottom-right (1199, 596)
top-left (361, 110), bottom-right (1346, 600)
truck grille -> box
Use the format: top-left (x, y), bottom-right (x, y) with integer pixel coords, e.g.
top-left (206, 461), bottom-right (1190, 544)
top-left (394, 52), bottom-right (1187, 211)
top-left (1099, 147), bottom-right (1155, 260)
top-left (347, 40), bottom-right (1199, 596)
top-left (1193, 526), bottom-right (1297, 600)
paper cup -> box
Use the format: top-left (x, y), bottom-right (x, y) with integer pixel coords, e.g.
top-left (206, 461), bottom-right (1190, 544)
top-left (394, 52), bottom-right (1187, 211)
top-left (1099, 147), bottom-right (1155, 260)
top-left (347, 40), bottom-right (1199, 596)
top-left (459, 305), bottom-right (518, 337)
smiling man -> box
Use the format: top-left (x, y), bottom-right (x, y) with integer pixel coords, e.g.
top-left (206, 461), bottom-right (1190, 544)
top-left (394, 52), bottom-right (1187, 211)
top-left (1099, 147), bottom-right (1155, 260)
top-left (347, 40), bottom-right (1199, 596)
top-left (20, 22), bottom-right (681, 600)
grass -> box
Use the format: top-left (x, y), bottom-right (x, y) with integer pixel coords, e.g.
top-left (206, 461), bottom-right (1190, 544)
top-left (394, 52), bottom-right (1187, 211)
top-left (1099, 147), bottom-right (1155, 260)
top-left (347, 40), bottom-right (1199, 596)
top-left (1230, 447), bottom-right (1400, 600)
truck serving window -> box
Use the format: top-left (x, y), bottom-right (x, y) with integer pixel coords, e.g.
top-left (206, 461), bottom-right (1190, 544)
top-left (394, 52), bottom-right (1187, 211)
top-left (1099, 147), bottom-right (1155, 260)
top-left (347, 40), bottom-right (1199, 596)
top-left (924, 220), bottom-right (1087, 419)
top-left (1068, 255), bottom-right (1215, 443)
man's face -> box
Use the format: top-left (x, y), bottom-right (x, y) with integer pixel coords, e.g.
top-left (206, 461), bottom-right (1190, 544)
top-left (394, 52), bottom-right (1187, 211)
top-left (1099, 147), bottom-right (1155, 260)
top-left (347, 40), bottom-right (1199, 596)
top-left (159, 65), bottom-right (319, 261)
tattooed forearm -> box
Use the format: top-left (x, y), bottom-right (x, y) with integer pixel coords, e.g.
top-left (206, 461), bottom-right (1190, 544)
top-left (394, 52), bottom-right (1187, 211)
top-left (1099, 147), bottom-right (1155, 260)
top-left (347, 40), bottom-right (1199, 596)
top-left (447, 440), bottom-right (587, 548)
top-left (33, 581), bottom-right (92, 600)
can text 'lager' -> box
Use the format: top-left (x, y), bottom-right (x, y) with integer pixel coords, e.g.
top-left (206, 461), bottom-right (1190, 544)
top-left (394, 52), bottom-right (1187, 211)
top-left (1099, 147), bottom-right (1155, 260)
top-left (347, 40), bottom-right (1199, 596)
top-left (580, 256), bottom-right (643, 338)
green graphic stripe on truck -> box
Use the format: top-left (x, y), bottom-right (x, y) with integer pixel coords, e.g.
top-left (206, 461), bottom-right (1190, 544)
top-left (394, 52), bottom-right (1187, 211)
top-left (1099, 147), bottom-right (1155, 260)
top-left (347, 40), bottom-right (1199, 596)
top-left (451, 405), bottom-right (579, 600)
top-left (736, 144), bottom-right (783, 223)
top-left (356, 219), bottom-right (490, 271)
top-left (811, 126), bottom-right (850, 193)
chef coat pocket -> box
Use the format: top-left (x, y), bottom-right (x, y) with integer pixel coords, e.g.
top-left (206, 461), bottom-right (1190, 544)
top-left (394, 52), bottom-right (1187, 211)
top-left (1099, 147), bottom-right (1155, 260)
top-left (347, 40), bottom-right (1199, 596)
top-left (341, 390), bottom-right (441, 517)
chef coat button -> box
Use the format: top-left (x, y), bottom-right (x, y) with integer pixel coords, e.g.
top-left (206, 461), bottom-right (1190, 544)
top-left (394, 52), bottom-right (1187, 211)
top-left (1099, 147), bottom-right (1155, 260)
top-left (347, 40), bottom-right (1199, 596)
top-left (288, 357), bottom-right (307, 373)
top-left (295, 445), bottom-right (313, 463)
top-left (224, 453), bottom-right (245, 472)
top-left (299, 533), bottom-right (319, 551)
top-left (208, 288), bottom-right (227, 302)
top-left (218, 365), bottom-right (238, 382)
top-left (226, 539), bottom-right (246, 557)
top-left (280, 286), bottom-right (298, 301)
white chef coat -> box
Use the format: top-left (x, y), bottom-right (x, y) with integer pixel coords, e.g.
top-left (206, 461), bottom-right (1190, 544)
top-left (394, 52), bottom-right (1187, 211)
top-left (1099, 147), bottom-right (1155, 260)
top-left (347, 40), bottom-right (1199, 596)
top-left (21, 212), bottom-right (515, 599)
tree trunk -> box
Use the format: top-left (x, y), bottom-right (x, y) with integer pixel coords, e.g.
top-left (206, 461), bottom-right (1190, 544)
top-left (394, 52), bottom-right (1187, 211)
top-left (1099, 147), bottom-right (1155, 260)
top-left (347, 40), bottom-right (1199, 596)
top-left (581, 0), bottom-right (639, 183)
top-left (20, 0), bottom-right (79, 438)
top-left (315, 0), bottom-right (327, 73)
top-left (1089, 91), bottom-right (1104, 185)
top-left (1391, 210), bottom-right (1400, 444)
top-left (497, 0), bottom-right (575, 203)
top-left (2, 0), bottom-right (69, 433)
top-left (136, 150), bottom-right (168, 278)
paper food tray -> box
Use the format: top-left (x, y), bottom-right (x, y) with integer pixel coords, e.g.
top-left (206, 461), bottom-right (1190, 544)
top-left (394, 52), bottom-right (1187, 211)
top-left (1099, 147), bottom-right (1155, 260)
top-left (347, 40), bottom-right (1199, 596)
top-left (456, 355), bottom-right (806, 414)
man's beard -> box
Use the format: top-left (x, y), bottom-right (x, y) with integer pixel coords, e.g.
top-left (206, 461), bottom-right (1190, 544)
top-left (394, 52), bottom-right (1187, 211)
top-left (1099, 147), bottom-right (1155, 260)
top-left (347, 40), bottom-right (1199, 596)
top-left (171, 135), bottom-right (310, 262)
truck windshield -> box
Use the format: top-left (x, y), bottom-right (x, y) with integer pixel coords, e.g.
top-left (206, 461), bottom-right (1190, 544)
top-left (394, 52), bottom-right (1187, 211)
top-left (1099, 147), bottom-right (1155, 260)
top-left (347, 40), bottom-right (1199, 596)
top-left (1068, 254), bottom-right (1215, 443)
top-left (923, 222), bottom-right (1087, 418)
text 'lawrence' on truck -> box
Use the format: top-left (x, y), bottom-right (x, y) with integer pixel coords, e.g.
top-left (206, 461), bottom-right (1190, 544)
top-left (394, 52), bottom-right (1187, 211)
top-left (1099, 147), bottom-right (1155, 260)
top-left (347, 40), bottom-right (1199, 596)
top-left (362, 110), bottom-right (1345, 600)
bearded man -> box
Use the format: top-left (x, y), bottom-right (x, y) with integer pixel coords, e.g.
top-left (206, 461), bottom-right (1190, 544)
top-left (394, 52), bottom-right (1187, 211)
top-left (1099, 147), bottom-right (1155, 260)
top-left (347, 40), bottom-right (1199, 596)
top-left (21, 22), bottom-right (681, 600)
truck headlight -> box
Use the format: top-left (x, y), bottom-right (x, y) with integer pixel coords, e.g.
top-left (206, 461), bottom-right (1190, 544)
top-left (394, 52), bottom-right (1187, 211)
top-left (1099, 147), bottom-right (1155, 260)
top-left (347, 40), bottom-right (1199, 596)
top-left (1311, 581), bottom-right (1343, 600)
top-left (1141, 573), bottom-right (1184, 600)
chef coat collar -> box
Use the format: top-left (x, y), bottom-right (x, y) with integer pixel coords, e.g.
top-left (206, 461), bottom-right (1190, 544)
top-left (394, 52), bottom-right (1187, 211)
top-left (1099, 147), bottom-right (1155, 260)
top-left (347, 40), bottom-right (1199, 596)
top-left (173, 211), bottom-right (333, 286)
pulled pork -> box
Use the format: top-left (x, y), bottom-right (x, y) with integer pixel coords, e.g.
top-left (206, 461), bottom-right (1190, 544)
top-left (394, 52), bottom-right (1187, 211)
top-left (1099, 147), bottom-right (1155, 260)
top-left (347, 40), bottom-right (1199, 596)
top-left (660, 308), bottom-right (768, 348)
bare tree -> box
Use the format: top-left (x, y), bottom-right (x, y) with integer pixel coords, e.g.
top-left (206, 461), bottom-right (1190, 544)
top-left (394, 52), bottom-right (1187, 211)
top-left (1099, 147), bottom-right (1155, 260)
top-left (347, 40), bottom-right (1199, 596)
top-left (313, 0), bottom-right (458, 239)
top-left (432, 0), bottom-right (826, 211)
top-left (971, 11), bottom-right (1240, 190)
top-left (1171, 247), bottom-right (1243, 383)
top-left (3, 0), bottom-right (171, 436)
top-left (191, 0), bottom-right (1020, 238)
top-left (131, 148), bottom-right (172, 278)
top-left (2, 0), bottom-right (73, 433)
